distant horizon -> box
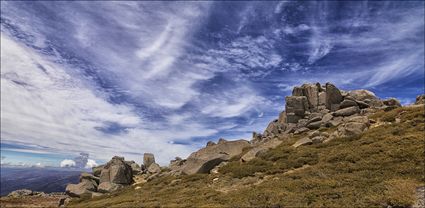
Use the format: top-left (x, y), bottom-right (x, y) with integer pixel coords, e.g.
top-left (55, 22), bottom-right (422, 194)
top-left (1, 1), bottom-right (424, 167)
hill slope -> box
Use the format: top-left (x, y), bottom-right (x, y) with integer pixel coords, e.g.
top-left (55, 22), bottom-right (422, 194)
top-left (68, 105), bottom-right (424, 207)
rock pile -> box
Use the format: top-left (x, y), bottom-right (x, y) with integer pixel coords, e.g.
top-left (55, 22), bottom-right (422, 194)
top-left (256, 82), bottom-right (399, 143)
top-left (177, 139), bottom-right (250, 175)
top-left (66, 156), bottom-right (135, 198)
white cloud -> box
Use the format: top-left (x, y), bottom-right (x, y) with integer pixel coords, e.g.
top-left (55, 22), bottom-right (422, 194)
top-left (60, 159), bottom-right (76, 168)
top-left (85, 159), bottom-right (98, 168)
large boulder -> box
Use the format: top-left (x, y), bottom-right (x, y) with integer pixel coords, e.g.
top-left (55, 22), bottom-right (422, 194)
top-left (143, 153), bottom-right (155, 168)
top-left (325, 83), bottom-right (343, 111)
top-left (99, 156), bottom-right (133, 185)
top-left (97, 182), bottom-right (124, 193)
top-left (263, 119), bottom-right (284, 137)
top-left (333, 106), bottom-right (360, 117)
top-left (65, 179), bottom-right (97, 197)
top-left (125, 161), bottom-right (141, 175)
top-left (337, 122), bottom-right (368, 138)
top-left (285, 96), bottom-right (309, 123)
top-left (241, 138), bottom-right (282, 162)
top-left (147, 163), bottom-right (161, 174)
top-left (348, 89), bottom-right (378, 101)
top-left (292, 138), bottom-right (313, 148)
top-left (301, 83), bottom-right (322, 110)
top-left (181, 140), bottom-right (251, 175)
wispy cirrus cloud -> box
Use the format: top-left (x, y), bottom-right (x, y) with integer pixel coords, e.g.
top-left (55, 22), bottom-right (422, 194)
top-left (1, 1), bottom-right (423, 167)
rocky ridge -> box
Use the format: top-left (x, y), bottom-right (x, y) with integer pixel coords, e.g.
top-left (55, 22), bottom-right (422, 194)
top-left (7, 82), bottom-right (422, 207)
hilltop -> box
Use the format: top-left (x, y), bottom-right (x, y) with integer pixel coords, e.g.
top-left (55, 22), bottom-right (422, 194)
top-left (2, 83), bottom-right (424, 207)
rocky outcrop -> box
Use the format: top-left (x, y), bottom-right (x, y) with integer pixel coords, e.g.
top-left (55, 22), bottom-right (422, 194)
top-left (66, 156), bottom-right (134, 198)
top-left (181, 139), bottom-right (250, 175)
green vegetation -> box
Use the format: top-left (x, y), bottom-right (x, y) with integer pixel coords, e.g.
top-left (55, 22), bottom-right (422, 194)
top-left (69, 106), bottom-right (424, 207)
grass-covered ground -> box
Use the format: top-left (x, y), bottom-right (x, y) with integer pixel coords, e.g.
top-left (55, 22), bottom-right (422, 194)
top-left (69, 105), bottom-right (424, 207)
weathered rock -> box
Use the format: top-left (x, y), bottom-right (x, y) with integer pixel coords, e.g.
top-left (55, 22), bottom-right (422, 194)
top-left (65, 179), bottom-right (96, 197)
top-left (285, 96), bottom-right (309, 123)
top-left (169, 157), bottom-right (185, 170)
top-left (415, 94), bottom-right (425, 104)
top-left (294, 127), bottom-right (309, 134)
top-left (80, 172), bottom-right (99, 184)
top-left (241, 138), bottom-right (282, 162)
top-left (344, 116), bottom-right (370, 127)
top-left (125, 161), bottom-right (141, 175)
top-left (292, 86), bottom-right (304, 96)
top-left (278, 111), bottom-right (286, 124)
top-left (302, 83), bottom-right (322, 109)
top-left (348, 89), bottom-right (378, 101)
top-left (143, 153), bottom-right (155, 168)
top-left (92, 165), bottom-right (104, 177)
top-left (321, 113), bottom-right (333, 124)
top-left (7, 189), bottom-right (34, 197)
top-left (307, 116), bottom-right (322, 124)
top-left (311, 136), bottom-right (325, 144)
top-left (355, 100), bottom-right (370, 109)
top-left (325, 83), bottom-right (343, 111)
top-left (206, 141), bottom-right (216, 147)
top-left (210, 162), bottom-right (228, 174)
top-left (337, 122), bottom-right (368, 138)
top-left (181, 139), bottom-right (250, 175)
top-left (318, 91), bottom-right (326, 106)
top-left (340, 99), bottom-right (358, 109)
top-left (100, 156), bottom-right (133, 185)
top-left (292, 138), bottom-right (313, 148)
top-left (252, 132), bottom-right (263, 144)
top-left (383, 98), bottom-right (401, 107)
top-left (147, 163), bottom-right (161, 174)
top-left (264, 119), bottom-right (281, 137)
top-left (333, 106), bottom-right (360, 117)
top-left (307, 121), bottom-right (322, 129)
top-left (308, 130), bottom-right (321, 138)
top-left (329, 117), bottom-right (343, 127)
top-left (97, 182), bottom-right (124, 193)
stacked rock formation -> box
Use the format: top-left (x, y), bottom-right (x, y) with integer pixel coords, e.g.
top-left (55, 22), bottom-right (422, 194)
top-left (256, 82), bottom-right (402, 142)
top-left (66, 156), bottom-right (135, 198)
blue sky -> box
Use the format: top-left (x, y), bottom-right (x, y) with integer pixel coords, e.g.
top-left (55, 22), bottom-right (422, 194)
top-left (1, 1), bottom-right (424, 166)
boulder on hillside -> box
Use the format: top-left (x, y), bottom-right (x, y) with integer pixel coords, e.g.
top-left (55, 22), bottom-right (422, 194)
top-left (263, 119), bottom-right (285, 138)
top-left (99, 156), bottom-right (133, 185)
top-left (143, 153), bottom-right (155, 168)
top-left (241, 138), bottom-right (282, 162)
top-left (147, 163), bottom-right (161, 174)
top-left (292, 138), bottom-right (313, 148)
top-left (125, 160), bottom-right (141, 175)
top-left (97, 182), bottom-right (124, 193)
top-left (325, 83), bottom-right (343, 111)
top-left (348, 89), bottom-right (378, 101)
top-left (285, 96), bottom-right (309, 123)
top-left (333, 106), bottom-right (360, 117)
top-left (181, 139), bottom-right (251, 175)
top-left (65, 179), bottom-right (97, 197)
top-left (415, 94), bottom-right (425, 105)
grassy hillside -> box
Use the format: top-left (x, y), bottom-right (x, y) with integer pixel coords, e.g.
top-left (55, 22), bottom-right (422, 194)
top-left (69, 105), bottom-right (424, 207)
